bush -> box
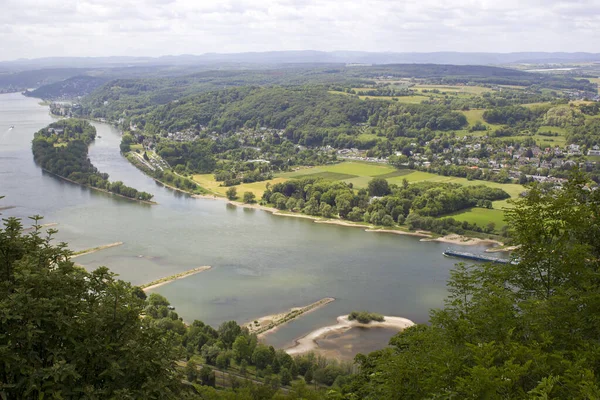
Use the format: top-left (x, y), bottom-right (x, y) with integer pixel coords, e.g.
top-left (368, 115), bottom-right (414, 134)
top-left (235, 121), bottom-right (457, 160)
top-left (243, 191), bottom-right (256, 203)
top-left (226, 187), bottom-right (237, 200)
top-left (348, 311), bottom-right (385, 324)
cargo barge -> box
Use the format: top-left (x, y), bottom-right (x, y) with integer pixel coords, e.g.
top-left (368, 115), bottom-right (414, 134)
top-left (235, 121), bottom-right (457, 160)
top-left (443, 249), bottom-right (511, 264)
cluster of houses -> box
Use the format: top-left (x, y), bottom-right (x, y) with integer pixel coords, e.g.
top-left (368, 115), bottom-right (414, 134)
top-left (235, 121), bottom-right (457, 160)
top-left (337, 134), bottom-right (599, 184)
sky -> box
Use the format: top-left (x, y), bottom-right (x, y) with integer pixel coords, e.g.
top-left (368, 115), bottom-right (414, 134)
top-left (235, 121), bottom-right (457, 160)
top-left (1, 0), bottom-right (599, 61)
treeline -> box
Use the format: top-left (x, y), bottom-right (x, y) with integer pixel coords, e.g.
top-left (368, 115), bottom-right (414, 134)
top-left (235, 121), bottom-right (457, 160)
top-left (32, 120), bottom-right (153, 201)
top-left (261, 177), bottom-right (508, 233)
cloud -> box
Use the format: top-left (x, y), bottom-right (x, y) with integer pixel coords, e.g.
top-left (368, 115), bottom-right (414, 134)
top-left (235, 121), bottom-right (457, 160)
top-left (0, 0), bottom-right (599, 60)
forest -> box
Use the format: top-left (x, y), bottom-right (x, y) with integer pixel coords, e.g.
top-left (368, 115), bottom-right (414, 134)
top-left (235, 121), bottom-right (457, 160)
top-left (262, 177), bottom-right (509, 234)
top-left (2, 174), bottom-right (599, 398)
top-left (31, 120), bottom-right (154, 201)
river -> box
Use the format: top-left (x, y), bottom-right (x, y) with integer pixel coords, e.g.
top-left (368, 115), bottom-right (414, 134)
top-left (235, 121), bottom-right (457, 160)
top-left (0, 92), bottom-right (490, 352)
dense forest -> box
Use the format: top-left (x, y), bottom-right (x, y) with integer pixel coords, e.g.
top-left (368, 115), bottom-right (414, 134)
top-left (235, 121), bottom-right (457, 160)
top-left (262, 177), bottom-right (509, 234)
top-left (32, 120), bottom-right (153, 201)
top-left (2, 174), bottom-right (599, 398)
top-left (133, 86), bottom-right (467, 147)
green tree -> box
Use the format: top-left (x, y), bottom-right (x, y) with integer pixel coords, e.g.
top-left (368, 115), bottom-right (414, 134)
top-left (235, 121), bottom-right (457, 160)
top-left (280, 367), bottom-right (292, 386)
top-left (243, 191), bottom-right (256, 204)
top-left (367, 177), bottom-right (391, 196)
top-left (232, 335), bottom-right (251, 363)
top-left (0, 216), bottom-right (185, 399)
top-left (226, 187), bottom-right (238, 200)
top-left (218, 320), bottom-right (242, 349)
top-left (252, 344), bottom-right (273, 370)
top-left (199, 366), bottom-right (216, 387)
top-left (184, 359), bottom-right (199, 383)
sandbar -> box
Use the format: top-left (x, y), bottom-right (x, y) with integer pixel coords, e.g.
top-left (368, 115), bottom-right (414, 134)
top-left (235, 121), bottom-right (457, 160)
top-left (71, 242), bottom-right (124, 258)
top-left (246, 297), bottom-right (335, 338)
top-left (141, 266), bottom-right (212, 292)
top-left (421, 233), bottom-right (503, 246)
top-left (286, 314), bottom-right (414, 356)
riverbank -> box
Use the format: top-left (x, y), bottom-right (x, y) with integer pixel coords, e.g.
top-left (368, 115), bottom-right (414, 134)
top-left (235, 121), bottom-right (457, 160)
top-left (245, 297), bottom-right (336, 338)
top-left (141, 266), bottom-right (212, 291)
top-left (71, 242), bottom-right (124, 258)
top-left (421, 233), bottom-right (503, 247)
top-left (286, 314), bottom-right (415, 356)
top-left (42, 168), bottom-right (157, 205)
top-left (486, 245), bottom-right (519, 253)
top-left (120, 148), bottom-right (504, 246)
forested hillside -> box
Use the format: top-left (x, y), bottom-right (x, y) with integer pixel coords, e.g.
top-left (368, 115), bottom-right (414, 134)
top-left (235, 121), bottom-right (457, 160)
top-left (24, 75), bottom-right (107, 100)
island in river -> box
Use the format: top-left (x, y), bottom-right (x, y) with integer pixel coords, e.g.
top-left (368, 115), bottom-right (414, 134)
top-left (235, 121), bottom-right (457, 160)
top-left (32, 119), bottom-right (154, 203)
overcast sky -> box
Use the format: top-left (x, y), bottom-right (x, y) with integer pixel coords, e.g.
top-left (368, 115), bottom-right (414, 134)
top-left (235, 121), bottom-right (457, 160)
top-left (1, 0), bottom-right (599, 61)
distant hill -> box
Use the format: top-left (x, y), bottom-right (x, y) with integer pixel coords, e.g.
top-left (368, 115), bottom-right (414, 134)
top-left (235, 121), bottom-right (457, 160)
top-left (0, 68), bottom-right (90, 92)
top-left (2, 51), bottom-right (600, 71)
top-left (24, 76), bottom-right (108, 100)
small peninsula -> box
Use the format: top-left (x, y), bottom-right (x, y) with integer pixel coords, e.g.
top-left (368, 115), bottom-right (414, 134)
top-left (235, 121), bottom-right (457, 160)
top-left (32, 120), bottom-right (154, 202)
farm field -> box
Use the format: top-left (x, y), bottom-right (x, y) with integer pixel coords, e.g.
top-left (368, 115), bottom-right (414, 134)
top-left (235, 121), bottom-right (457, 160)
top-left (498, 133), bottom-right (567, 147)
top-left (413, 84), bottom-right (491, 95)
top-left (192, 174), bottom-right (288, 198)
top-left (445, 207), bottom-right (507, 229)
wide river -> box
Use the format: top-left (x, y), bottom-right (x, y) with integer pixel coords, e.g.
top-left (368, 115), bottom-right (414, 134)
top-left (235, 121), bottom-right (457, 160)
top-left (0, 93), bottom-right (490, 350)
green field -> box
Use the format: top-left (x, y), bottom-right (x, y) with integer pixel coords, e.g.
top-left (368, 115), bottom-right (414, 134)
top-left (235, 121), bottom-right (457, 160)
top-left (446, 207), bottom-right (507, 229)
top-left (192, 174), bottom-right (289, 198)
top-left (414, 84), bottom-right (491, 95)
top-left (292, 171), bottom-right (358, 181)
top-left (498, 133), bottom-right (567, 147)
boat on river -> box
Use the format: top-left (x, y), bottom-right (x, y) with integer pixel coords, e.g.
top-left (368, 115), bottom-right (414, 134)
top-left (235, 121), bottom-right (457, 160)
top-left (443, 249), bottom-right (511, 264)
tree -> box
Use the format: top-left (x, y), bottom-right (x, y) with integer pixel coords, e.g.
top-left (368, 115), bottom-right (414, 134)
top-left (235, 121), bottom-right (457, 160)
top-left (280, 367), bottom-right (292, 386)
top-left (252, 344), bottom-right (273, 370)
top-left (232, 335), bottom-right (251, 363)
top-left (243, 191), bottom-right (256, 204)
top-left (199, 366), bottom-right (216, 387)
top-left (304, 368), bottom-right (314, 384)
top-left (218, 320), bottom-right (242, 349)
top-left (0, 216), bottom-right (185, 399)
top-left (184, 360), bottom-right (199, 383)
top-left (367, 178), bottom-right (391, 197)
top-left (226, 186), bottom-right (237, 200)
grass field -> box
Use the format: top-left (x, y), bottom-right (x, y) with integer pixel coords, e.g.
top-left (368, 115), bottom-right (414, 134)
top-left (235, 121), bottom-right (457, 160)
top-left (498, 133), bottom-right (567, 147)
top-left (446, 207), bottom-right (507, 229)
top-left (413, 84), bottom-right (491, 95)
top-left (292, 171), bottom-right (358, 180)
top-left (192, 174), bottom-right (288, 198)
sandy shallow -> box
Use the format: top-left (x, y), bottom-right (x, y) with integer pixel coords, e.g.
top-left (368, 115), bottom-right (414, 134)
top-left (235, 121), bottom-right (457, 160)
top-left (366, 228), bottom-right (432, 238)
top-left (486, 245), bottom-right (519, 253)
top-left (421, 233), bottom-right (503, 247)
top-left (286, 314), bottom-right (415, 356)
